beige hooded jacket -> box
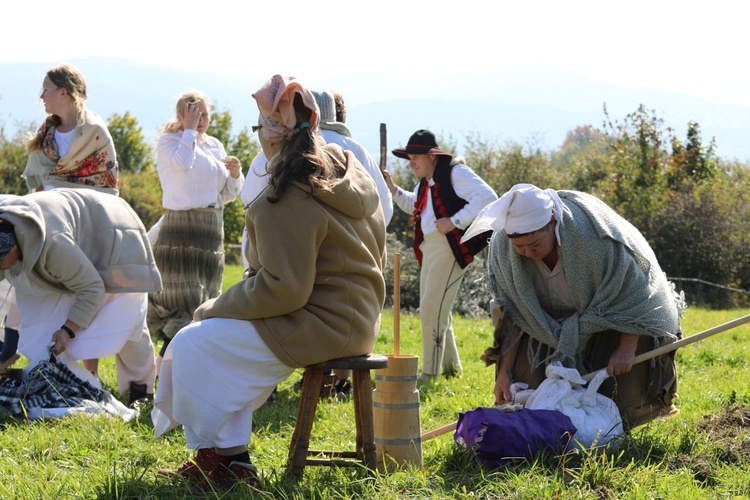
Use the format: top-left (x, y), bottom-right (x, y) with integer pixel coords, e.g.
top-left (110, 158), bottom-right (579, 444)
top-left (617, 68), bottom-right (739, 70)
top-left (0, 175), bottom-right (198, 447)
top-left (194, 144), bottom-right (386, 367)
top-left (0, 189), bottom-right (162, 328)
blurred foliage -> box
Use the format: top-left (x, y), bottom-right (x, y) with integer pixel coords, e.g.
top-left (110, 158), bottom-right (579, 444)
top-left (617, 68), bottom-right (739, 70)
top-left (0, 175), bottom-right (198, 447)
top-left (386, 106), bottom-right (750, 310)
top-left (118, 167), bottom-right (163, 231)
top-left (0, 124), bottom-right (31, 194)
top-left (2, 103), bottom-right (750, 310)
top-left (107, 111), bottom-right (153, 173)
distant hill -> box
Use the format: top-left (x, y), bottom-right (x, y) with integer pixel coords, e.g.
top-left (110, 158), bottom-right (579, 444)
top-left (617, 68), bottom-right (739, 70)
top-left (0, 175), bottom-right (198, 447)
top-left (1, 59), bottom-right (748, 166)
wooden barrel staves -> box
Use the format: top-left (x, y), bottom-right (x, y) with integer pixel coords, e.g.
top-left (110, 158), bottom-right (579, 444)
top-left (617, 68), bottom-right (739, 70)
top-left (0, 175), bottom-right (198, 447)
top-left (373, 354), bottom-right (423, 471)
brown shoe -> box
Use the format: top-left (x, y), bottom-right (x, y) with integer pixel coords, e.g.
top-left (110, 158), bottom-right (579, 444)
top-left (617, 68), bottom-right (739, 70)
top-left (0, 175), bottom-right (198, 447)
top-left (158, 448), bottom-right (228, 481)
top-left (191, 461), bottom-right (262, 492)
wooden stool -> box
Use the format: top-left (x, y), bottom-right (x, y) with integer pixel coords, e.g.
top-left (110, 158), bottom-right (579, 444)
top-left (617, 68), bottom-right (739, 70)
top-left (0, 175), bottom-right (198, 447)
top-left (287, 353), bottom-right (389, 479)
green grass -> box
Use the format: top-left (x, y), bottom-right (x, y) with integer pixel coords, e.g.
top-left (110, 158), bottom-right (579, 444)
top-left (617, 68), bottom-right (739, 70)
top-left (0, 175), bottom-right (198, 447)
top-left (1, 264), bottom-right (750, 498)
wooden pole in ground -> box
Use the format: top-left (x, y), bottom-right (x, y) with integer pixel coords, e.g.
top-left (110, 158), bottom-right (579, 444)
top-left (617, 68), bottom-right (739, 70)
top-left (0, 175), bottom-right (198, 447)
top-left (379, 123), bottom-right (387, 174)
top-left (420, 313), bottom-right (750, 442)
top-left (393, 252), bottom-right (401, 356)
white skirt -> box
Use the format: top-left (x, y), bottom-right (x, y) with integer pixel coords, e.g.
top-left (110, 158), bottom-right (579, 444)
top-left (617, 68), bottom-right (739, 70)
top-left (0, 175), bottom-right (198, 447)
top-left (16, 291), bottom-right (148, 362)
top-left (152, 317), bottom-right (293, 449)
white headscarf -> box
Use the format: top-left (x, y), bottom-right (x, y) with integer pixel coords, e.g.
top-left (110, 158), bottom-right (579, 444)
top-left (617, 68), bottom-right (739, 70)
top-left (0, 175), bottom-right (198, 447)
top-left (461, 184), bottom-right (564, 244)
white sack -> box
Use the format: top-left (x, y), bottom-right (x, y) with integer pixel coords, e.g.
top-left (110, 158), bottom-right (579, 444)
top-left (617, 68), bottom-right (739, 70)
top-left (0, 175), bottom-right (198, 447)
top-left (523, 361), bottom-right (624, 448)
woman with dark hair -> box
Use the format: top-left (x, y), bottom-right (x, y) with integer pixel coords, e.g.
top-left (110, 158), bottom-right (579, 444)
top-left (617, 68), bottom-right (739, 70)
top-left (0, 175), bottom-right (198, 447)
top-left (152, 75), bottom-right (386, 490)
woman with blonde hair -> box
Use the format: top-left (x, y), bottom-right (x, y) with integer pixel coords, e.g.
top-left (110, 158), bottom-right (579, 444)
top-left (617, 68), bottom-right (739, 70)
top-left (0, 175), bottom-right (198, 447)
top-left (23, 63), bottom-right (118, 194)
top-left (147, 91), bottom-right (243, 367)
top-left (153, 75), bottom-right (386, 490)
top-left (9, 63), bottom-right (120, 391)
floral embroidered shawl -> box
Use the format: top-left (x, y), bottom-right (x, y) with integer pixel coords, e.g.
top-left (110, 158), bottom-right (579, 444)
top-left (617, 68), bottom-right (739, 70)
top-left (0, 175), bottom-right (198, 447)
top-left (23, 110), bottom-right (119, 193)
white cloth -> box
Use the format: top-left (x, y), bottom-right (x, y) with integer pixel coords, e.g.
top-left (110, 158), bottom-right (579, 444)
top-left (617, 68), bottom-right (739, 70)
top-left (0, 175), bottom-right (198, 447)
top-left (393, 162), bottom-right (497, 236)
top-left (14, 278), bottom-right (156, 394)
top-left (156, 128), bottom-right (244, 210)
top-left (462, 183), bottom-right (563, 243)
top-left (25, 391), bottom-right (137, 421)
top-left (523, 362), bottom-right (624, 449)
top-left (152, 317), bottom-right (294, 449)
top-left (0, 280), bottom-right (11, 327)
top-left (16, 350), bottom-right (138, 422)
top-left (54, 128), bottom-right (75, 157)
top-left (241, 152), bottom-right (270, 207)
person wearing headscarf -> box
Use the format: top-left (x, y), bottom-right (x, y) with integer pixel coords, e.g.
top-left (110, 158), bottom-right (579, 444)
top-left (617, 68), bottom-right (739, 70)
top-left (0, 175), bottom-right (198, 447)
top-left (463, 183), bottom-right (685, 430)
top-left (237, 89), bottom-right (393, 398)
top-left (382, 130), bottom-right (497, 381)
top-left (240, 88), bottom-right (393, 234)
top-left (0, 189), bottom-right (160, 404)
top-left (152, 74), bottom-right (386, 490)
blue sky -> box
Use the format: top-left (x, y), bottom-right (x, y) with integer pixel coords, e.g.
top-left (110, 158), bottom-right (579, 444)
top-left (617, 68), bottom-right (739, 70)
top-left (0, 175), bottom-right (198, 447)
top-left (2, 0), bottom-right (748, 107)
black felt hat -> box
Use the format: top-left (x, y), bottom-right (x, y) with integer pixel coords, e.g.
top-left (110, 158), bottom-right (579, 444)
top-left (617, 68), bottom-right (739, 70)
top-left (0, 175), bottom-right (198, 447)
top-left (392, 129), bottom-right (453, 159)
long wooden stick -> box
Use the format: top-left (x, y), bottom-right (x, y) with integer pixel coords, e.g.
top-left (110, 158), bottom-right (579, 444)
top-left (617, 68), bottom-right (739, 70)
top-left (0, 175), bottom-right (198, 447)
top-left (421, 421), bottom-right (456, 441)
top-left (394, 252), bottom-right (401, 357)
top-left (421, 313), bottom-right (750, 442)
top-left (379, 123), bottom-right (387, 173)
top-left (582, 313), bottom-right (750, 382)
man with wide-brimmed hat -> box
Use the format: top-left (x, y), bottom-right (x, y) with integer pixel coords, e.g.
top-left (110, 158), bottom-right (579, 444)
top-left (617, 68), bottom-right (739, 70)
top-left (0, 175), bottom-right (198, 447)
top-left (383, 129), bottom-right (497, 381)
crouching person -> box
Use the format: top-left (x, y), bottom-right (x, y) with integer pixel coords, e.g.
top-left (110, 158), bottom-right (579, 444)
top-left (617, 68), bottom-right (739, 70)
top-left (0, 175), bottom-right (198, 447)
top-left (0, 188), bottom-right (161, 405)
top-left (465, 183), bottom-right (685, 430)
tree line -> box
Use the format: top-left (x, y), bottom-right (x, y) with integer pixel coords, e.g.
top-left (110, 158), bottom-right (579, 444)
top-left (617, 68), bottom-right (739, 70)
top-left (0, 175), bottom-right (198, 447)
top-left (2, 103), bottom-right (749, 310)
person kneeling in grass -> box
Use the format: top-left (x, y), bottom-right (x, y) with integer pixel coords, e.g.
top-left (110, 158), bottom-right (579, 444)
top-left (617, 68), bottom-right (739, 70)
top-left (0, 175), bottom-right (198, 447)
top-left (466, 183), bottom-right (685, 430)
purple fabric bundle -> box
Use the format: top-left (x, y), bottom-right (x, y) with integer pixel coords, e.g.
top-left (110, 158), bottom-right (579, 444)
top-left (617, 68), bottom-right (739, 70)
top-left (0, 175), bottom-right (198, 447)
top-left (454, 407), bottom-right (577, 465)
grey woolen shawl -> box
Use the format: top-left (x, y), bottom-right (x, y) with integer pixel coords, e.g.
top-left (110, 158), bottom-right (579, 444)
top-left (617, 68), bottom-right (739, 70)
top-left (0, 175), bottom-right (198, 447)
top-left (486, 190), bottom-right (686, 372)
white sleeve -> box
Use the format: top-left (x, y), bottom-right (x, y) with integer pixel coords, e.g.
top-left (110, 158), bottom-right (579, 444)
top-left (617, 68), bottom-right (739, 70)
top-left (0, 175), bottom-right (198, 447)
top-left (241, 151), bottom-right (271, 206)
top-left (393, 184), bottom-right (418, 215)
top-left (156, 129), bottom-right (198, 172)
top-left (449, 164), bottom-right (498, 229)
top-left (351, 148), bottom-right (394, 225)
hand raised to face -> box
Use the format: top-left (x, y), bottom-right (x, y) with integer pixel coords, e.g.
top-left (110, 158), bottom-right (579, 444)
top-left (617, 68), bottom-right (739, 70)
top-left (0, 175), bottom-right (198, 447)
top-left (179, 101), bottom-right (208, 133)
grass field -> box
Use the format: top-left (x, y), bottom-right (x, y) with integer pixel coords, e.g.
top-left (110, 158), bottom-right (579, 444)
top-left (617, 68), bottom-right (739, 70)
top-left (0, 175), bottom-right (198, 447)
top-left (1, 264), bottom-right (749, 499)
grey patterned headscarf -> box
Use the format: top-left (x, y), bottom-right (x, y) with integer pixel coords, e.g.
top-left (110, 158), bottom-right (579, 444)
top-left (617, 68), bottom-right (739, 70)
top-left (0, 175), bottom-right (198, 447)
top-left (0, 219), bottom-right (17, 260)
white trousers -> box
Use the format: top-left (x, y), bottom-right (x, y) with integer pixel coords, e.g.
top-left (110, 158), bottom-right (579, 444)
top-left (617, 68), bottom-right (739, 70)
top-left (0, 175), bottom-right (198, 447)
top-left (418, 232), bottom-right (468, 376)
top-left (152, 317), bottom-right (294, 450)
top-left (15, 289), bottom-right (156, 394)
